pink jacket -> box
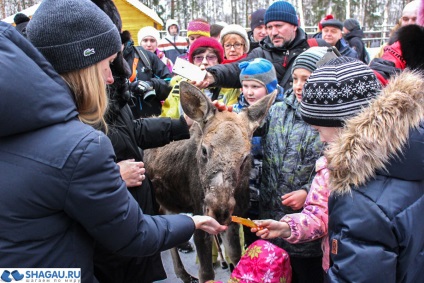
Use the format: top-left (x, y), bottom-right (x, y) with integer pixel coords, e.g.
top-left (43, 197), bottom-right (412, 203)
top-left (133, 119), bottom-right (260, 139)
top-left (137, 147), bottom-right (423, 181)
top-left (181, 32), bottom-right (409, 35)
top-left (281, 156), bottom-right (330, 271)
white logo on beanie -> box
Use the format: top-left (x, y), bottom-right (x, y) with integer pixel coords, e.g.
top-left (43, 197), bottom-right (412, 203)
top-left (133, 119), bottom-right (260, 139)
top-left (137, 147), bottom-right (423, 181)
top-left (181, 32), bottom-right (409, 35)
top-left (83, 48), bottom-right (96, 57)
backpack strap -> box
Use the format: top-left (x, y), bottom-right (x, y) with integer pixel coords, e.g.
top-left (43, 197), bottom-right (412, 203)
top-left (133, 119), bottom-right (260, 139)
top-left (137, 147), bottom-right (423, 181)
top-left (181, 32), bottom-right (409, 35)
top-left (129, 57), bottom-right (139, 83)
top-left (165, 38), bottom-right (184, 54)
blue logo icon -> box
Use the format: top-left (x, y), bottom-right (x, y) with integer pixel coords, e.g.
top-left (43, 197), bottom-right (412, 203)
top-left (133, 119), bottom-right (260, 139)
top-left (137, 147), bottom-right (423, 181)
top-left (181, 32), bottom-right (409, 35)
top-left (1, 270), bottom-right (24, 282)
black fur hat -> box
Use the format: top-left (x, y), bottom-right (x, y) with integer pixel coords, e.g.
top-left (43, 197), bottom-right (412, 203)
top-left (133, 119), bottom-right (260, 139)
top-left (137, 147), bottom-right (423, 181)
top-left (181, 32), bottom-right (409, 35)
top-left (398, 24), bottom-right (424, 71)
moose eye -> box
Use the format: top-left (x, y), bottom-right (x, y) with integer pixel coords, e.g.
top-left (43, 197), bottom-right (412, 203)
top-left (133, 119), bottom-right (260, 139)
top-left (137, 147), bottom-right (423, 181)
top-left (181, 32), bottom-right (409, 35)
top-left (201, 146), bottom-right (208, 157)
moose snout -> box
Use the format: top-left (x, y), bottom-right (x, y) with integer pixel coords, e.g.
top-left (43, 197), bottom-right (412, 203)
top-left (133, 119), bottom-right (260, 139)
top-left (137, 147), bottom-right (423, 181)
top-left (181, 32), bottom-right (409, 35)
top-left (204, 192), bottom-right (236, 225)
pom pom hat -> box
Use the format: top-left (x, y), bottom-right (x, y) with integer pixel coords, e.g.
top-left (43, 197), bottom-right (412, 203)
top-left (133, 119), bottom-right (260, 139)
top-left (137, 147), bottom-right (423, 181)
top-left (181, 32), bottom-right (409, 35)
top-left (264, 1), bottom-right (298, 26)
top-left (301, 57), bottom-right (381, 127)
top-left (188, 37), bottom-right (224, 64)
top-left (239, 58), bottom-right (278, 94)
top-left (318, 14), bottom-right (334, 30)
top-left (27, 0), bottom-right (121, 74)
top-left (321, 19), bottom-right (343, 30)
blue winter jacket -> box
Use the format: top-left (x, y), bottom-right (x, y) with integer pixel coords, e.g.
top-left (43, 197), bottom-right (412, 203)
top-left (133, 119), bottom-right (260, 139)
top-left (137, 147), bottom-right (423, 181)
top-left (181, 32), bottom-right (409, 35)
top-left (0, 22), bottom-right (194, 282)
top-left (325, 71), bottom-right (424, 283)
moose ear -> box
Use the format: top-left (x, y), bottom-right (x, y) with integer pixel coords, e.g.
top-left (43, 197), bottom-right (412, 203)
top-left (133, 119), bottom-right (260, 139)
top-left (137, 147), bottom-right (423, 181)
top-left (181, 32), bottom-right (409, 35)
top-left (180, 81), bottom-right (215, 125)
top-left (239, 91), bottom-right (277, 134)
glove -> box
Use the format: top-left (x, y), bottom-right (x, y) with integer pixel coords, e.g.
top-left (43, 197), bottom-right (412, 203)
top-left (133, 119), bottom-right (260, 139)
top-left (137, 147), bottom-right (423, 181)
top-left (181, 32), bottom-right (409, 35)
top-left (129, 80), bottom-right (154, 96)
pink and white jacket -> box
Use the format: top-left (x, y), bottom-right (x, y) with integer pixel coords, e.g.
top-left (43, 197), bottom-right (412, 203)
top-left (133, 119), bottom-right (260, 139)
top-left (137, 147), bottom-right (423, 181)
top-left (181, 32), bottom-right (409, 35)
top-left (281, 156), bottom-right (330, 271)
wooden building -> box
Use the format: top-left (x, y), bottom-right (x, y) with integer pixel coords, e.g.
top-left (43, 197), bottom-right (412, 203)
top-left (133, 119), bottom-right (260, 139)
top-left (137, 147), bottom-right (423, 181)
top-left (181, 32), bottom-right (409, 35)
top-left (115, 0), bottom-right (164, 44)
top-left (2, 0), bottom-right (164, 45)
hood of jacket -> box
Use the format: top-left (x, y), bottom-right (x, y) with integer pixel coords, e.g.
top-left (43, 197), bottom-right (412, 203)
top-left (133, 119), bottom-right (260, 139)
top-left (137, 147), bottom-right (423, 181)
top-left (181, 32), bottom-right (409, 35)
top-left (344, 28), bottom-right (364, 40)
top-left (0, 22), bottom-right (78, 138)
top-left (326, 70), bottom-right (424, 195)
top-left (259, 27), bottom-right (307, 52)
top-left (166, 19), bottom-right (180, 37)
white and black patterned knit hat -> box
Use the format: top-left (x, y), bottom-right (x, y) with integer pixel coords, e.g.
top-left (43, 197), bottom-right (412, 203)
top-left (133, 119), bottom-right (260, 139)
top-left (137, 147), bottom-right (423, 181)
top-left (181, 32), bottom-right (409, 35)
top-left (300, 57), bottom-right (381, 127)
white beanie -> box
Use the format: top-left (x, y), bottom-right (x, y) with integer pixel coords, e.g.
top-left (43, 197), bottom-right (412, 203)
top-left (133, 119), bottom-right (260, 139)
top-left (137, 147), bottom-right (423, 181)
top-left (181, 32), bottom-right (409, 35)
top-left (219, 24), bottom-right (250, 54)
top-left (137, 26), bottom-right (160, 46)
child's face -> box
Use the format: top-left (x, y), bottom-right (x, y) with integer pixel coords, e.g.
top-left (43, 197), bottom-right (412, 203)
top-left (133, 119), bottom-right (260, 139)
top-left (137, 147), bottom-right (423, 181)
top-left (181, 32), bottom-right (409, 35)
top-left (311, 125), bottom-right (340, 143)
top-left (141, 36), bottom-right (157, 52)
top-left (188, 34), bottom-right (204, 45)
top-left (241, 80), bottom-right (267, 105)
top-left (292, 68), bottom-right (312, 102)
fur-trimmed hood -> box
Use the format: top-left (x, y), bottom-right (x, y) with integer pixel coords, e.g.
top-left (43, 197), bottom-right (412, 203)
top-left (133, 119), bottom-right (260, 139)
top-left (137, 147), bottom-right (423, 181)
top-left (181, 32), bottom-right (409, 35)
top-left (326, 70), bottom-right (424, 195)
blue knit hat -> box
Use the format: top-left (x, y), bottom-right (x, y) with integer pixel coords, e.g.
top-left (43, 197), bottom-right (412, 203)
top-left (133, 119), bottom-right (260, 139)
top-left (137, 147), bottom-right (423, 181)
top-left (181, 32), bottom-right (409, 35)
top-left (239, 58), bottom-right (278, 94)
top-left (264, 1), bottom-right (298, 26)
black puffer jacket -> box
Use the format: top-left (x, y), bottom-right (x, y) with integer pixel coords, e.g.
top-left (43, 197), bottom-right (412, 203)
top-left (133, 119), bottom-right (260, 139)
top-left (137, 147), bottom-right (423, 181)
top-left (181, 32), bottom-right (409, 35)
top-left (208, 28), bottom-right (328, 91)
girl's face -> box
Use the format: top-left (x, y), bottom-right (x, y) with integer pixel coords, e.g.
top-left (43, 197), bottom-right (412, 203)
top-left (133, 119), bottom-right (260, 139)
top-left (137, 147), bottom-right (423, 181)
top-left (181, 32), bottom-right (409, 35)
top-left (140, 36), bottom-right (157, 52)
top-left (188, 34), bottom-right (204, 45)
top-left (292, 68), bottom-right (312, 102)
top-left (99, 53), bottom-right (117, 85)
top-left (312, 125), bottom-right (340, 143)
top-left (241, 80), bottom-right (267, 105)
top-left (192, 49), bottom-right (219, 70)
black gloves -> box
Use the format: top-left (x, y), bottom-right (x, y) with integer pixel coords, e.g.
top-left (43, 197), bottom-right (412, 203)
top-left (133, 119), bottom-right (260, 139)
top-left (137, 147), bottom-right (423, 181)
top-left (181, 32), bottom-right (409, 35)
top-left (129, 80), bottom-right (156, 100)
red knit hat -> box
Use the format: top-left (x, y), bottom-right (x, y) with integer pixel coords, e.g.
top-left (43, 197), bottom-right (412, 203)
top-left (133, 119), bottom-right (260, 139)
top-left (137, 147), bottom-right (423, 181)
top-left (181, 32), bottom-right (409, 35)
top-left (188, 37), bottom-right (224, 64)
top-left (318, 14), bottom-right (334, 30)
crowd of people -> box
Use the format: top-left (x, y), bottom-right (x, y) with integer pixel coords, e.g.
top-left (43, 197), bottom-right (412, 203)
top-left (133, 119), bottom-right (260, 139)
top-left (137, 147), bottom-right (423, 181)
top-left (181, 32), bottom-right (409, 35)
top-left (1, 0), bottom-right (424, 282)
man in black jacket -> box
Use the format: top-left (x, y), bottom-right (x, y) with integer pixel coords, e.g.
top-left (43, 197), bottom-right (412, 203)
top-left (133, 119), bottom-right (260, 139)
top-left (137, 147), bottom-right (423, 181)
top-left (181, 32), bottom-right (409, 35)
top-left (343, 18), bottom-right (369, 63)
top-left (198, 1), bottom-right (328, 92)
top-left (122, 31), bottom-right (172, 118)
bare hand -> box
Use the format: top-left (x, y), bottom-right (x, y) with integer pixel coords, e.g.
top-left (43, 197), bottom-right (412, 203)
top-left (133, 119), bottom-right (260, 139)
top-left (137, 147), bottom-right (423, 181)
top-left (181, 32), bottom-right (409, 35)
top-left (190, 72), bottom-right (215, 89)
top-left (191, 215), bottom-right (227, 235)
top-left (281, 190), bottom-right (308, 210)
top-left (251, 219), bottom-right (291, 239)
top-left (118, 159), bottom-right (145, 187)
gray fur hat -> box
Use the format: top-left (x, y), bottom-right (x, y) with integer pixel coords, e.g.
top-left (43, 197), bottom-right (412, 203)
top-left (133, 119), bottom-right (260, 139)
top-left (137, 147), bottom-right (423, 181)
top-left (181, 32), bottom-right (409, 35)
top-left (27, 0), bottom-right (121, 74)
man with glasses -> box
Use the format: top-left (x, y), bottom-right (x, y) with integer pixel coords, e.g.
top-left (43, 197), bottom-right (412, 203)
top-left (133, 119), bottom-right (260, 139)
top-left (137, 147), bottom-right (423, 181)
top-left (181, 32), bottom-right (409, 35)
top-left (196, 1), bottom-right (328, 92)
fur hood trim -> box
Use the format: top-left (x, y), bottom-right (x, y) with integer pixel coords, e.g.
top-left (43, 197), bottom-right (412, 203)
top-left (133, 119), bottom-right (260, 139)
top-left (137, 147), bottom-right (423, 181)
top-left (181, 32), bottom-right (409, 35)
top-left (325, 70), bottom-right (424, 195)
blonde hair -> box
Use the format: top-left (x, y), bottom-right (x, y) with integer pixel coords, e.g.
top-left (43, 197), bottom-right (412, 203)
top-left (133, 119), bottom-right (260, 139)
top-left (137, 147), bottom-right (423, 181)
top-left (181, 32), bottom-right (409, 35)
top-left (61, 63), bottom-right (109, 132)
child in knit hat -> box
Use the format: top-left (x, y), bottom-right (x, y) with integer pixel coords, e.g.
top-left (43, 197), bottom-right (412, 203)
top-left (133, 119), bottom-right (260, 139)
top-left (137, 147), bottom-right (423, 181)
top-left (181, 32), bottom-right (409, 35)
top-left (187, 18), bottom-right (210, 45)
top-left (252, 57), bottom-right (381, 274)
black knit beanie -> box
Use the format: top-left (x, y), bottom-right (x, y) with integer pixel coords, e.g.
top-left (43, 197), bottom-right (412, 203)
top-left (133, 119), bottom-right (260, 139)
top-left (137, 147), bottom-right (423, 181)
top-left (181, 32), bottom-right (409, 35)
top-left (301, 57), bottom-right (381, 127)
top-left (27, 0), bottom-right (121, 74)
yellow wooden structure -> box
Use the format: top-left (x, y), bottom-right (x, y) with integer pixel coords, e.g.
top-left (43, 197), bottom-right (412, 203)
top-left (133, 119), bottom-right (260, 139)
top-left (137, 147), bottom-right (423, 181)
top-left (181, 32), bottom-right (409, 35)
top-left (114, 0), bottom-right (163, 45)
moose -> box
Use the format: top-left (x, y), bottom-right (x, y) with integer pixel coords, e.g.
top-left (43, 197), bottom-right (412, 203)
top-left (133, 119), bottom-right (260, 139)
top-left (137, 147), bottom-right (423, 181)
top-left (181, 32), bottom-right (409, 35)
top-left (144, 82), bottom-right (276, 282)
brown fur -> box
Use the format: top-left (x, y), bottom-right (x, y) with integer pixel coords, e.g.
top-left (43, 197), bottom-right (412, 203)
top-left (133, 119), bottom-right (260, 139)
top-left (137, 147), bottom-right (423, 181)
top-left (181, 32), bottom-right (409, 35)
top-left (325, 71), bottom-right (424, 195)
top-left (144, 82), bottom-right (276, 282)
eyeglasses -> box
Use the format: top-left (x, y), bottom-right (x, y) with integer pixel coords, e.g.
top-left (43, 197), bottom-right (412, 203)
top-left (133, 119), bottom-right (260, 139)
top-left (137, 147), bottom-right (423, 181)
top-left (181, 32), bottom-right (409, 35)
top-left (224, 43), bottom-right (244, 49)
top-left (193, 55), bottom-right (218, 64)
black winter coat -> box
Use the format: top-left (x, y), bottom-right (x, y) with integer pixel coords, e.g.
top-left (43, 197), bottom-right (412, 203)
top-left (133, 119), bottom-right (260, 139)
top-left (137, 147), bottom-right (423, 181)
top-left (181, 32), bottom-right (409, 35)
top-left (94, 78), bottom-right (190, 283)
top-left (123, 43), bottom-right (172, 118)
top-left (208, 28), bottom-right (328, 91)
top-left (344, 29), bottom-right (368, 63)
